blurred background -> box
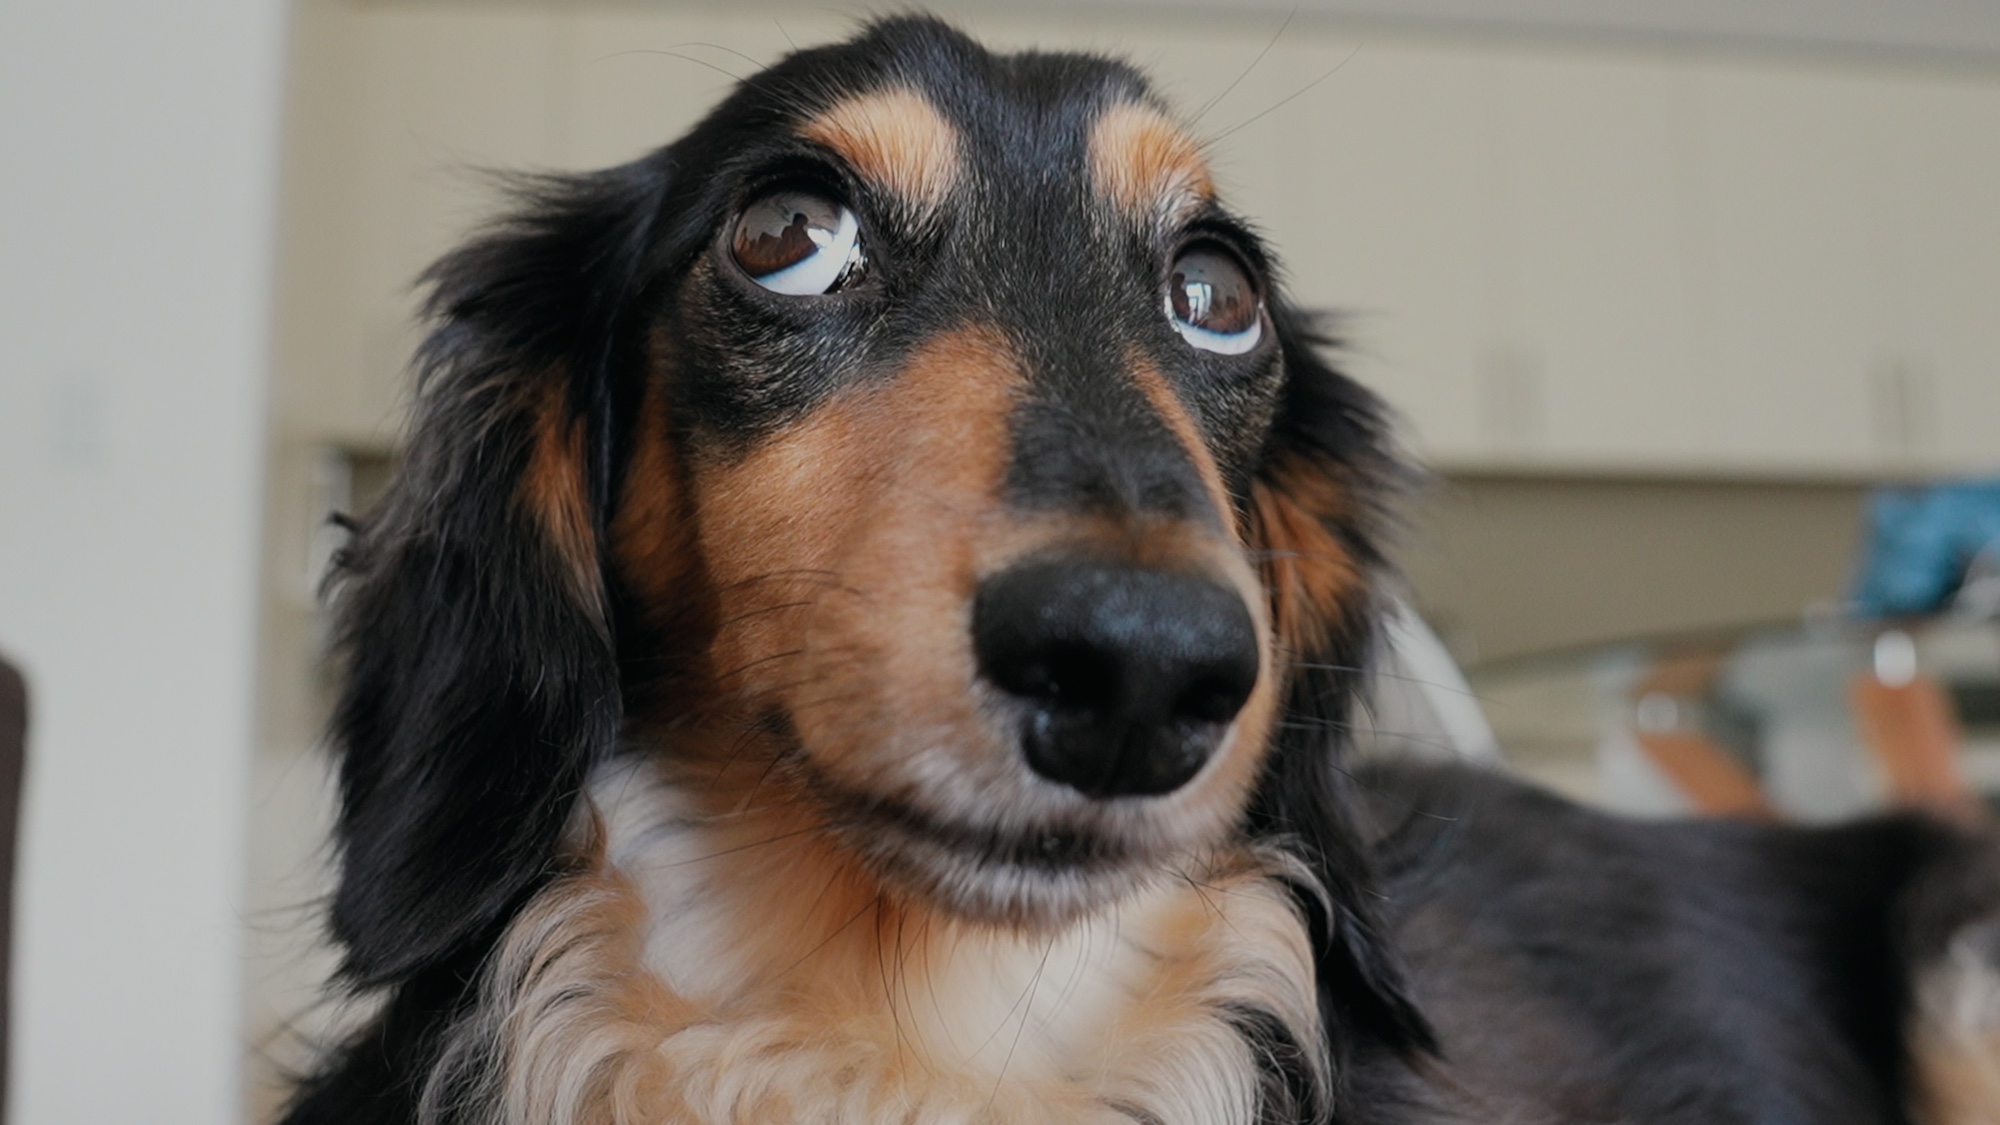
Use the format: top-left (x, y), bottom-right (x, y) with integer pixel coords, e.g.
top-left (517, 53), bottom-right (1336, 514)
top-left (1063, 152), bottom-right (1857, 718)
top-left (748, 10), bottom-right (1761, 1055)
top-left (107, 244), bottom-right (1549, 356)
top-left (4, 1), bottom-right (2000, 1122)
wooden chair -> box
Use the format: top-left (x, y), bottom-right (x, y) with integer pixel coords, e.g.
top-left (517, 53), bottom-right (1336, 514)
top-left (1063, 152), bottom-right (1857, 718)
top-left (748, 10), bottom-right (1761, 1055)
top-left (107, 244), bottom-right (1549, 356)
top-left (1629, 651), bottom-right (1776, 820)
top-left (1850, 641), bottom-right (1981, 822)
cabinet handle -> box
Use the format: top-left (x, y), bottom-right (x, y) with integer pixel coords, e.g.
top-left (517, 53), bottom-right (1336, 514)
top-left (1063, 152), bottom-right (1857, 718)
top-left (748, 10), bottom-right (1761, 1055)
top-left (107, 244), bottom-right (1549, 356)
top-left (1479, 343), bottom-right (1544, 451)
top-left (1871, 356), bottom-right (1934, 464)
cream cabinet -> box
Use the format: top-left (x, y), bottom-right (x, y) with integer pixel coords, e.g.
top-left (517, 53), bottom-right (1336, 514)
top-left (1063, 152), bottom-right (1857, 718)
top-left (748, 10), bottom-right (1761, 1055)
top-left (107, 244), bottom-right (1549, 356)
top-left (1259, 41), bottom-right (1497, 461)
top-left (1864, 76), bottom-right (2000, 474)
top-left (1486, 51), bottom-right (1702, 468)
top-left (1674, 61), bottom-right (2000, 477)
top-left (274, 3), bottom-right (2000, 477)
top-left (1688, 65), bottom-right (1886, 474)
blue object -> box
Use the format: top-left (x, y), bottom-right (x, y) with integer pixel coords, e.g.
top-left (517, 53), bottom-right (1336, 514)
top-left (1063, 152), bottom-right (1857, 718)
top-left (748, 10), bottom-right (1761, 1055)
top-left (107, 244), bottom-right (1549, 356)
top-left (1851, 479), bottom-right (2000, 617)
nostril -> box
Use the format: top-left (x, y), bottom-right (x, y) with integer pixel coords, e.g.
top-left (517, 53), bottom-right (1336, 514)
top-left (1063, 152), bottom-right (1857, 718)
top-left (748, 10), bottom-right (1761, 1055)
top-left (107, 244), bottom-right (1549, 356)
top-left (971, 558), bottom-right (1261, 799)
top-left (1176, 673), bottom-right (1253, 726)
top-left (1005, 644), bottom-right (1119, 713)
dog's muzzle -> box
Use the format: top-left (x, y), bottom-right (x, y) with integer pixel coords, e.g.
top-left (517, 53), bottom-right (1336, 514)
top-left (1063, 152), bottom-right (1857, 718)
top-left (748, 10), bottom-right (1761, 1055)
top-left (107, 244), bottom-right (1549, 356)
top-left (972, 558), bottom-right (1260, 799)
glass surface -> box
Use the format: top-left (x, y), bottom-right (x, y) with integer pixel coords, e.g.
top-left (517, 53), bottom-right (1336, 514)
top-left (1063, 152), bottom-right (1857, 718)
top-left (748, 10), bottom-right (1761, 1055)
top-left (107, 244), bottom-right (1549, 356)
top-left (1466, 615), bottom-right (2000, 820)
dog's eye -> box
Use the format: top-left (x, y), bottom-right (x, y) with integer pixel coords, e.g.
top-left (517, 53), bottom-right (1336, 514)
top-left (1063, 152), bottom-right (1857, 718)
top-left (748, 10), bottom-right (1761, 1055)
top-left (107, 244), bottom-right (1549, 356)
top-left (1167, 246), bottom-right (1262, 355)
top-left (731, 190), bottom-right (865, 296)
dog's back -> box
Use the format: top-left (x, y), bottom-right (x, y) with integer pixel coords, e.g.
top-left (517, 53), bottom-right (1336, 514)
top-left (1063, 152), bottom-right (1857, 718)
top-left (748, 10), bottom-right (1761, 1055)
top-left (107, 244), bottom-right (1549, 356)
top-left (1359, 761), bottom-right (2000, 1125)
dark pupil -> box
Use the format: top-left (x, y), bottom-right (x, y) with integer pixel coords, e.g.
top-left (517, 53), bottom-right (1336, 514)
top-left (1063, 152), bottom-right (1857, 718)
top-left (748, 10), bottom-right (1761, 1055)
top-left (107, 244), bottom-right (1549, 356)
top-left (733, 193), bottom-right (834, 277)
top-left (1171, 250), bottom-right (1255, 334)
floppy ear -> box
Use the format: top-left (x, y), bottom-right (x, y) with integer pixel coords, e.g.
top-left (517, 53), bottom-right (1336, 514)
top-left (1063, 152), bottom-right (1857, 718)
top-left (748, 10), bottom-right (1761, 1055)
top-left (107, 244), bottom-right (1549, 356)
top-left (1244, 301), bottom-right (1438, 1062)
top-left (325, 159), bottom-right (667, 987)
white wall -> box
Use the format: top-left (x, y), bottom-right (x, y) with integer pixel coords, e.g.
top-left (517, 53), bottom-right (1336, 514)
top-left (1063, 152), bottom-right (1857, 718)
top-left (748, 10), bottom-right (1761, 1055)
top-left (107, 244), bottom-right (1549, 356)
top-left (0, 2), bottom-right (290, 1122)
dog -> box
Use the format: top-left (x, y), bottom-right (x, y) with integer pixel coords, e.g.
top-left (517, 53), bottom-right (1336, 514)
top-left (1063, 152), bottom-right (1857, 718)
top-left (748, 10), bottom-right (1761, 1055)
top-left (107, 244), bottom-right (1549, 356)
top-left (283, 17), bottom-right (2000, 1125)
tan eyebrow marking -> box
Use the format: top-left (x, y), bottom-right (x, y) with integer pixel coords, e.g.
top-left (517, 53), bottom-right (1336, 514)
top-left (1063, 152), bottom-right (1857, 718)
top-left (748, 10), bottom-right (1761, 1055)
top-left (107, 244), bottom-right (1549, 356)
top-left (798, 87), bottom-right (962, 210)
top-left (1089, 102), bottom-right (1215, 222)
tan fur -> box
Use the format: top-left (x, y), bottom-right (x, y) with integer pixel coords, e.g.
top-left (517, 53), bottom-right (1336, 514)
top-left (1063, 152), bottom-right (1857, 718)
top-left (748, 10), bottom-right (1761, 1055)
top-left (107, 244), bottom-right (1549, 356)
top-left (672, 326), bottom-right (1282, 927)
top-left (421, 758), bottom-right (1325, 1125)
top-left (602, 357), bottom-right (717, 729)
top-left (523, 382), bottom-right (601, 606)
top-left (1088, 103), bottom-right (1214, 225)
top-left (1118, 354), bottom-right (1285, 845)
top-left (690, 325), bottom-right (1021, 768)
top-left (1245, 454), bottom-right (1361, 662)
top-left (1128, 354), bottom-right (1236, 536)
top-left (608, 359), bottom-right (696, 623)
top-left (800, 88), bottom-right (962, 213)
top-left (1911, 926), bottom-right (2000, 1125)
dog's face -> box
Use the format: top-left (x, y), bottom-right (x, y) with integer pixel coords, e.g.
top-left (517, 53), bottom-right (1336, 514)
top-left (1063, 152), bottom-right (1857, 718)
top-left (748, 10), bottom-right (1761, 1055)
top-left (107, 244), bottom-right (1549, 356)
top-left (610, 44), bottom-right (1302, 928)
top-left (331, 18), bottom-right (1395, 984)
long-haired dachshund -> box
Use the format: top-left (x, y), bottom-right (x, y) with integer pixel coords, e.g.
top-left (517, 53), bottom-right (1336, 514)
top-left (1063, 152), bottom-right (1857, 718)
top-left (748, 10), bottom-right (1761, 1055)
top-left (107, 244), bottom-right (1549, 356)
top-left (284, 18), bottom-right (2000, 1125)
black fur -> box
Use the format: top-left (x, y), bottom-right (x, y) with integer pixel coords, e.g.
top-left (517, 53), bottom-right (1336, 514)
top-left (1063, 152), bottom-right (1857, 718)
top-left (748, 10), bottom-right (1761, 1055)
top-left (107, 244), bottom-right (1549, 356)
top-left (322, 162), bottom-right (665, 988)
top-left (1361, 762), bottom-right (1995, 1124)
top-left (1246, 301), bottom-right (1436, 1082)
top-left (288, 16), bottom-right (1997, 1125)
top-left (281, 954), bottom-right (486, 1125)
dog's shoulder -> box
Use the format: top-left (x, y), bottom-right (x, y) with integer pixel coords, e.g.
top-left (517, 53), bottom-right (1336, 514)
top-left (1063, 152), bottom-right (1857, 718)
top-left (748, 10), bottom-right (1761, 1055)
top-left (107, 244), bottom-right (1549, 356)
top-left (1358, 757), bottom-right (2000, 1125)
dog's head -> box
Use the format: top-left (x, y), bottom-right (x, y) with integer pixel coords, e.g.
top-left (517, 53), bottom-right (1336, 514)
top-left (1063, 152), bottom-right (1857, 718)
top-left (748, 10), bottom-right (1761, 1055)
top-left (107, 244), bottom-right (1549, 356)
top-left (329, 15), bottom-right (1412, 1045)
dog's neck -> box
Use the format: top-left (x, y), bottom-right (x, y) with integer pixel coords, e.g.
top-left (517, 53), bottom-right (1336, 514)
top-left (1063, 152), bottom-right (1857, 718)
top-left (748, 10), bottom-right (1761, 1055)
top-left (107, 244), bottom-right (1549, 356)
top-left (431, 745), bottom-right (1326, 1125)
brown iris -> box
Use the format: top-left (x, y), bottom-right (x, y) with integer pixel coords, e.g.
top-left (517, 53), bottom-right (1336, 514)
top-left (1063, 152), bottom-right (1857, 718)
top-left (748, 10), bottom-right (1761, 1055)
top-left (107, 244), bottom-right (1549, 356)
top-left (732, 191), bottom-right (843, 278)
top-left (1169, 246), bottom-right (1258, 337)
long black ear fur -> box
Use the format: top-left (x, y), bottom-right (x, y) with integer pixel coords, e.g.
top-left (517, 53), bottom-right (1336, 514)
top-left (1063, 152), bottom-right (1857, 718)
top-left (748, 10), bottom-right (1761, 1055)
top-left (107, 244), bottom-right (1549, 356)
top-left (324, 158), bottom-right (667, 988)
top-left (1248, 301), bottom-right (1439, 1081)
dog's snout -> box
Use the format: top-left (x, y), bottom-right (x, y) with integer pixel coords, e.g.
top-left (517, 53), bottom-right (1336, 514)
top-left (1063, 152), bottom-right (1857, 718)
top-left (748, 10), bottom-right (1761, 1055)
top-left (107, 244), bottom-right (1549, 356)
top-left (972, 560), bottom-right (1260, 798)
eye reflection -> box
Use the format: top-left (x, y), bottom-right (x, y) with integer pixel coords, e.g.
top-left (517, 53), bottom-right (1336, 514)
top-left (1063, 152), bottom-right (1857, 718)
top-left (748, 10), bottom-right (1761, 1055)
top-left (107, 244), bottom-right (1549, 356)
top-left (731, 190), bottom-right (865, 296)
top-left (1167, 246), bottom-right (1261, 355)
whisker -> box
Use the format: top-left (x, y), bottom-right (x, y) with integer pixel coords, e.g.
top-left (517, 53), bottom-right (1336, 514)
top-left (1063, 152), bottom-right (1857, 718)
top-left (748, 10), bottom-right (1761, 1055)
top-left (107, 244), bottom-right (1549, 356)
top-left (713, 568), bottom-right (846, 594)
top-left (918, 910), bottom-right (950, 1039)
top-left (1192, 8), bottom-right (1296, 124)
top-left (704, 722), bottom-right (780, 795)
top-left (893, 908), bottom-right (927, 1072)
top-left (660, 39), bottom-right (771, 72)
top-left (710, 648), bottom-right (807, 685)
top-left (1173, 865), bottom-right (1228, 929)
top-left (876, 896), bottom-right (916, 1066)
top-left (770, 894), bottom-right (875, 981)
top-left (1296, 663), bottom-right (1494, 702)
top-left (713, 599), bottom-right (821, 630)
top-left (732, 742), bottom-right (794, 812)
top-left (988, 936), bottom-right (1055, 1109)
top-left (1041, 918), bottom-right (1095, 1030)
top-left (591, 47), bottom-right (749, 84)
top-left (1205, 45), bottom-right (1361, 144)
top-left (640, 824), bottom-right (824, 870)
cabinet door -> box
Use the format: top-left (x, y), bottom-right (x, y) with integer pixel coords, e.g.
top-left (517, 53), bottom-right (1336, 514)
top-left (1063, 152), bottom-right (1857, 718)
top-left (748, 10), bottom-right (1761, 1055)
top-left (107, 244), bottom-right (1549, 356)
top-left (1868, 76), bottom-right (2000, 475)
top-left (1492, 50), bottom-right (1701, 468)
top-left (1267, 41), bottom-right (1498, 463)
top-left (1690, 64), bottom-right (1886, 472)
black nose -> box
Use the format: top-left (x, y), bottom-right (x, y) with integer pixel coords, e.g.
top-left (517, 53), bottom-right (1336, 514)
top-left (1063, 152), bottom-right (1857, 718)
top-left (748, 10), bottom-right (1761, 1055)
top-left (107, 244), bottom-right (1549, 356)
top-left (972, 559), bottom-right (1261, 798)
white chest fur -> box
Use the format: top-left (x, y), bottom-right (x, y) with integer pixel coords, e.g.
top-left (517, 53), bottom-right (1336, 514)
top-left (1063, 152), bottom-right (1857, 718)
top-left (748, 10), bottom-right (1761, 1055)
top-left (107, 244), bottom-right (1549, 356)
top-left (427, 759), bottom-right (1323, 1125)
